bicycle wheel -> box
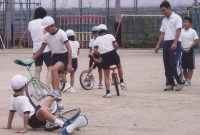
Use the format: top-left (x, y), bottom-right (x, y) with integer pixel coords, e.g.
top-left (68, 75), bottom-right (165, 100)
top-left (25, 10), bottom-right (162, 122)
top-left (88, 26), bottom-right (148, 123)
top-left (26, 80), bottom-right (57, 114)
top-left (112, 73), bottom-right (120, 96)
top-left (177, 60), bottom-right (184, 82)
top-left (45, 107), bottom-right (81, 131)
top-left (79, 70), bottom-right (94, 90)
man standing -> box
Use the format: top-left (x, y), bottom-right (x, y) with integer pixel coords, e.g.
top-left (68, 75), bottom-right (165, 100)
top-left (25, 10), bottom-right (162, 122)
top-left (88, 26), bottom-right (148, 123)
top-left (154, 1), bottom-right (184, 91)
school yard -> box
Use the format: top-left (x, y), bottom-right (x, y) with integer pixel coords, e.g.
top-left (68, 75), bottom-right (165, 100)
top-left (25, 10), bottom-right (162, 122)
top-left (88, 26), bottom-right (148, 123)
top-left (0, 48), bottom-right (200, 135)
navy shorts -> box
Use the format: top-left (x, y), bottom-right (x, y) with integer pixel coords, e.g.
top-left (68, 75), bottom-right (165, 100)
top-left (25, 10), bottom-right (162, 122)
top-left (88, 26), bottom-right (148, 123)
top-left (28, 105), bottom-right (46, 128)
top-left (101, 50), bottom-right (120, 70)
top-left (52, 52), bottom-right (68, 69)
top-left (72, 58), bottom-right (78, 71)
top-left (34, 51), bottom-right (52, 67)
top-left (181, 49), bottom-right (195, 70)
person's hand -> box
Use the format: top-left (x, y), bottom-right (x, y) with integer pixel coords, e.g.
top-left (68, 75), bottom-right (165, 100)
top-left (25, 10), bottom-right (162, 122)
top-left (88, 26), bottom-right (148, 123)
top-left (95, 57), bottom-right (102, 63)
top-left (170, 43), bottom-right (177, 51)
top-left (154, 45), bottom-right (160, 53)
top-left (15, 128), bottom-right (27, 134)
top-left (2, 125), bottom-right (12, 129)
top-left (67, 64), bottom-right (73, 73)
top-left (88, 53), bottom-right (93, 58)
top-left (187, 46), bottom-right (192, 53)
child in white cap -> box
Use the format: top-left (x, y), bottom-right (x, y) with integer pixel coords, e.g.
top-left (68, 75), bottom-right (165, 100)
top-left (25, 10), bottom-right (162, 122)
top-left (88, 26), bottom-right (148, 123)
top-left (3, 74), bottom-right (88, 134)
top-left (88, 26), bottom-right (103, 89)
top-left (94, 24), bottom-right (127, 98)
top-left (32, 16), bottom-right (73, 110)
top-left (61, 29), bottom-right (80, 93)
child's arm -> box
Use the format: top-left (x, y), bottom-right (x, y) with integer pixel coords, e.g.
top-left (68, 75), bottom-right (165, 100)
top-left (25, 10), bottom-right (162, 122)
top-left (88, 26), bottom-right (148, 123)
top-left (65, 42), bottom-right (73, 73)
top-left (2, 111), bottom-right (15, 129)
top-left (7, 111), bottom-right (15, 129)
top-left (16, 113), bottom-right (29, 134)
top-left (188, 39), bottom-right (199, 52)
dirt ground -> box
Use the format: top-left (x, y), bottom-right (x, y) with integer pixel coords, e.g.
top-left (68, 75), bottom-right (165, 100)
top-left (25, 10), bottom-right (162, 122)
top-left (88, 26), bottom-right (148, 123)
top-left (0, 49), bottom-right (200, 135)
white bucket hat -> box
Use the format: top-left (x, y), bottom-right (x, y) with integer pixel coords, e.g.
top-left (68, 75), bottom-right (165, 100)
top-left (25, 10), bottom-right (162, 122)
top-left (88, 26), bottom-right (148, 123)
top-left (92, 26), bottom-right (99, 32)
top-left (97, 24), bottom-right (108, 31)
top-left (66, 29), bottom-right (75, 36)
top-left (11, 74), bottom-right (27, 90)
top-left (42, 16), bottom-right (55, 28)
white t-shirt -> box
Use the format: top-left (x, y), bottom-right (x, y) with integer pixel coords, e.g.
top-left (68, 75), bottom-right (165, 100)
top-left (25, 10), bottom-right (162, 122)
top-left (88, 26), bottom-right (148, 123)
top-left (28, 19), bottom-right (50, 53)
top-left (69, 40), bottom-right (80, 58)
top-left (180, 28), bottom-right (199, 49)
top-left (9, 95), bottom-right (35, 118)
top-left (94, 34), bottom-right (116, 54)
top-left (89, 38), bottom-right (95, 51)
top-left (43, 29), bottom-right (69, 54)
top-left (160, 12), bottom-right (182, 41)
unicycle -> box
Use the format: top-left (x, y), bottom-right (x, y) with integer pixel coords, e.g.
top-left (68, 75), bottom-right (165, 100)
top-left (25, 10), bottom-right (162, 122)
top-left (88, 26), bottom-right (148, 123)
top-left (14, 58), bottom-right (57, 114)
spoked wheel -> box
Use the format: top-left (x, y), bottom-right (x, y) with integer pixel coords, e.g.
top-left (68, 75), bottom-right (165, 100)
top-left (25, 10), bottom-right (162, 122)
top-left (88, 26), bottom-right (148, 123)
top-left (177, 60), bottom-right (184, 82)
top-left (26, 80), bottom-right (57, 114)
top-left (113, 73), bottom-right (120, 96)
top-left (79, 70), bottom-right (95, 90)
top-left (45, 107), bottom-right (81, 131)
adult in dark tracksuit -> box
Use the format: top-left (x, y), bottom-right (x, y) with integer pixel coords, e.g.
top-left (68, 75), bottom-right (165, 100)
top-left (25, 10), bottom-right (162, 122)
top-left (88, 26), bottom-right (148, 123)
top-left (155, 1), bottom-right (184, 91)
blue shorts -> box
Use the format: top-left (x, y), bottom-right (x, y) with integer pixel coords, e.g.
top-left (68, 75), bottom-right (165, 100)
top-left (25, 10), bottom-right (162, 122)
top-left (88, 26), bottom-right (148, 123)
top-left (52, 52), bottom-right (68, 69)
top-left (181, 49), bottom-right (195, 70)
top-left (34, 51), bottom-right (52, 67)
top-left (28, 105), bottom-right (46, 128)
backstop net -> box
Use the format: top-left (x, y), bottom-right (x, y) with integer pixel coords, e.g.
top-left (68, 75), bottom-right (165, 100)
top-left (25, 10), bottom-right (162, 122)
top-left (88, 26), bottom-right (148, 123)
top-left (116, 14), bottom-right (164, 48)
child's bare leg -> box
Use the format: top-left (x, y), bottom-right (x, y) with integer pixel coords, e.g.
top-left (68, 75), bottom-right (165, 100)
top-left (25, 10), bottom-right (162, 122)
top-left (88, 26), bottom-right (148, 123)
top-left (70, 71), bottom-right (75, 86)
top-left (39, 96), bottom-right (54, 108)
top-left (187, 69), bottom-right (193, 80)
top-left (98, 68), bottom-right (103, 83)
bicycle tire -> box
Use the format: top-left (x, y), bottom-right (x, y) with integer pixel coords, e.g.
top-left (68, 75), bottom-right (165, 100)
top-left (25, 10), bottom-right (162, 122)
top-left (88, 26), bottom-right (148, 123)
top-left (45, 107), bottom-right (81, 131)
top-left (79, 70), bottom-right (94, 90)
top-left (113, 73), bottom-right (120, 96)
top-left (177, 60), bottom-right (184, 82)
top-left (26, 80), bottom-right (57, 114)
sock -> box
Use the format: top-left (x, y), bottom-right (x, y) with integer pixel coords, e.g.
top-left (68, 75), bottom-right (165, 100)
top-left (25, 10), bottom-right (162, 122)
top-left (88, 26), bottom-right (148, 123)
top-left (106, 90), bottom-right (110, 94)
top-left (120, 79), bottom-right (124, 83)
top-left (53, 90), bottom-right (61, 96)
top-left (54, 118), bottom-right (65, 128)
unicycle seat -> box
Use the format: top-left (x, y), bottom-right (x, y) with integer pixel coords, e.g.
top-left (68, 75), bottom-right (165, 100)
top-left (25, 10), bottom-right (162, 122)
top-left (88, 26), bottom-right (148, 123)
top-left (14, 58), bottom-right (34, 67)
top-left (109, 65), bottom-right (117, 70)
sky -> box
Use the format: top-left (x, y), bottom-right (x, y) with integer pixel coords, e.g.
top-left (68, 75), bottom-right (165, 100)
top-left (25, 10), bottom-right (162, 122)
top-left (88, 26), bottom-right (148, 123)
top-left (26, 0), bottom-right (195, 9)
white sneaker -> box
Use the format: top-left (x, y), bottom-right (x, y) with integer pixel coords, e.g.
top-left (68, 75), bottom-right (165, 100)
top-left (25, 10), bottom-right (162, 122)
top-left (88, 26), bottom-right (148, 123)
top-left (164, 85), bottom-right (174, 91)
top-left (184, 80), bottom-right (191, 86)
top-left (98, 83), bottom-right (103, 89)
top-left (69, 87), bottom-right (77, 93)
top-left (62, 83), bottom-right (71, 93)
top-left (103, 93), bottom-right (111, 98)
top-left (120, 82), bottom-right (127, 90)
top-left (175, 84), bottom-right (184, 91)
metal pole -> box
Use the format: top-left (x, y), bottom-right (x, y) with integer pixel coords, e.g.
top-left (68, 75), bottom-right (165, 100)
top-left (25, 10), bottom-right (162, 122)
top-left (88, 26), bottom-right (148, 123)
top-left (5, 0), bottom-right (12, 48)
top-left (115, 0), bottom-right (122, 47)
top-left (53, 0), bottom-right (56, 22)
top-left (79, 0), bottom-right (82, 32)
top-left (106, 0), bottom-right (110, 26)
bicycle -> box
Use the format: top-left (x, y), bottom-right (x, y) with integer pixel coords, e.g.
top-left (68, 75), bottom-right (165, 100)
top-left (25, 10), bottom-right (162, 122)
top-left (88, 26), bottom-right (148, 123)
top-left (14, 58), bottom-right (58, 114)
